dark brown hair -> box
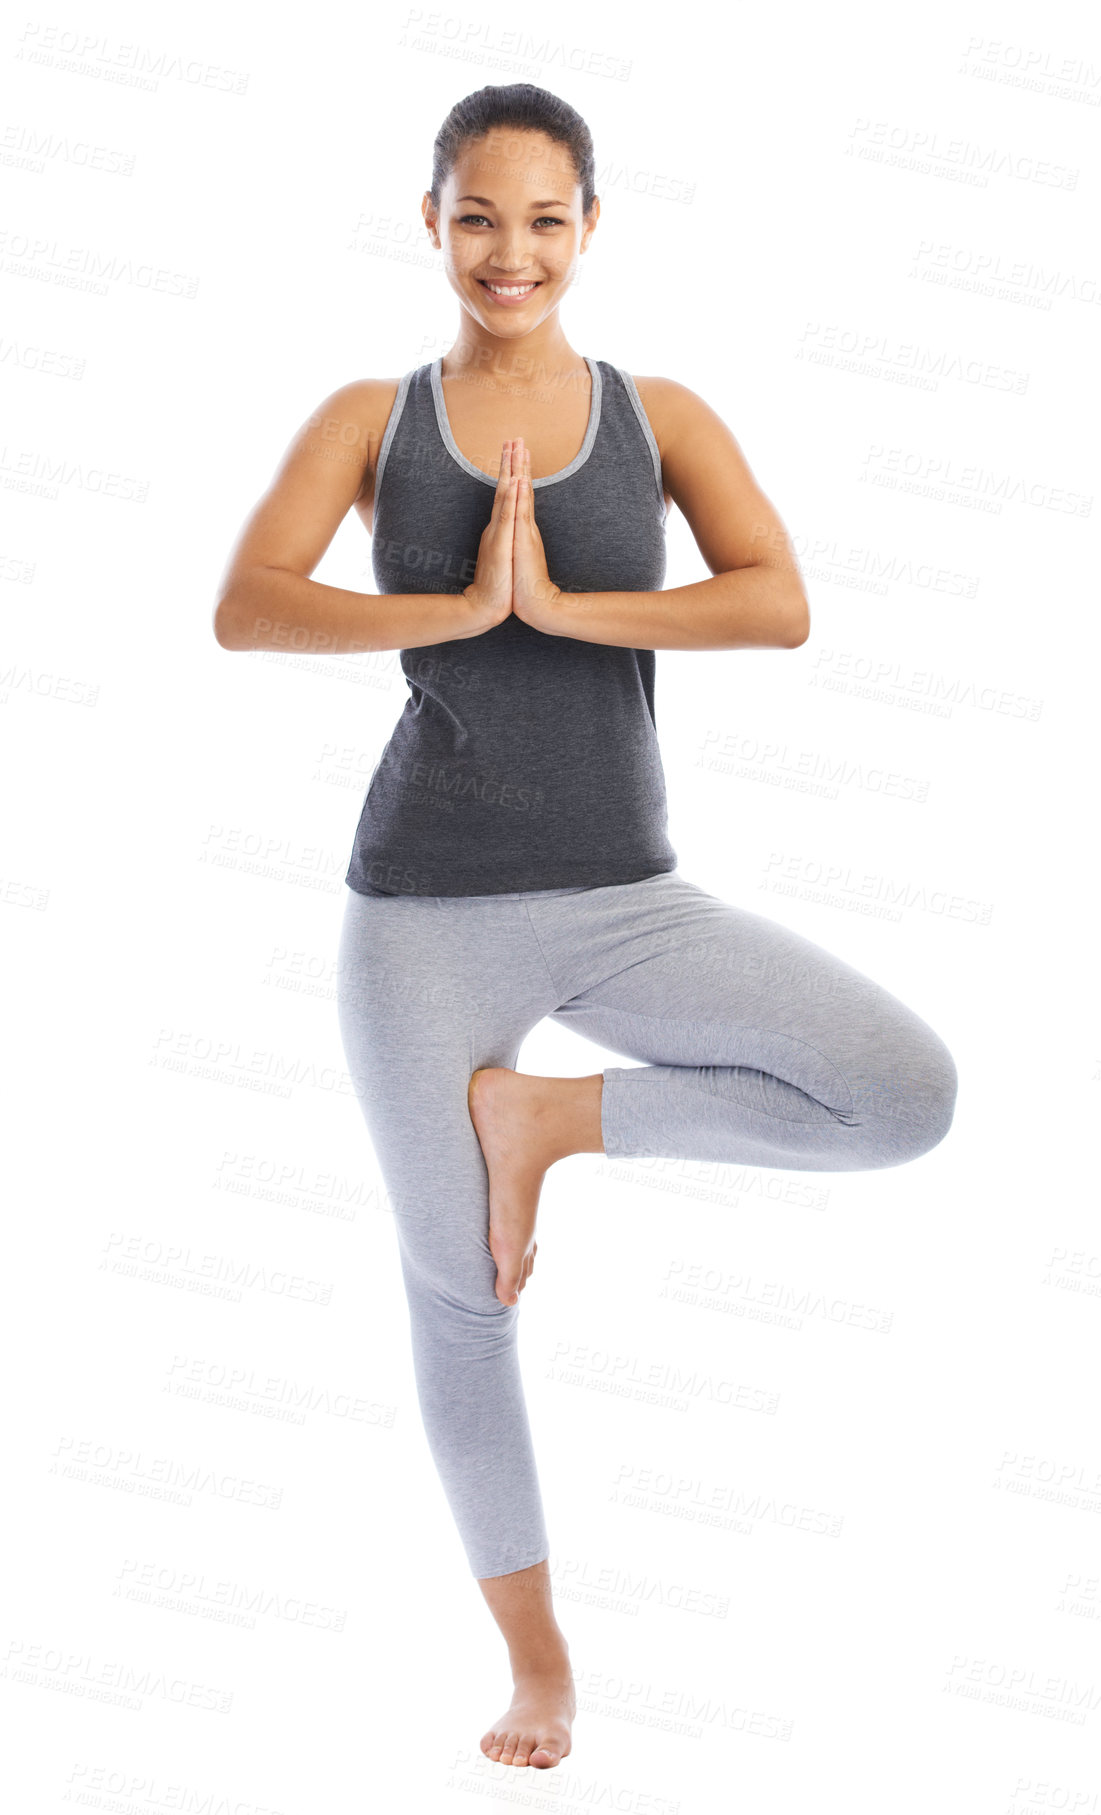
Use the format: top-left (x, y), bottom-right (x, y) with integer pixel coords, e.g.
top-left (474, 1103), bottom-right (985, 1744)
top-left (429, 83), bottom-right (596, 216)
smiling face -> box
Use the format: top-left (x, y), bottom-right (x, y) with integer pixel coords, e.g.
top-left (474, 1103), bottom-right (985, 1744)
top-left (423, 127), bottom-right (599, 342)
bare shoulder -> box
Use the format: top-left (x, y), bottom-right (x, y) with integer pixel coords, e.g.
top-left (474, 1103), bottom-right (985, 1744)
top-left (304, 377), bottom-right (404, 503)
top-left (629, 374), bottom-right (735, 458)
top-left (215, 375), bottom-right (407, 601)
top-left (627, 374), bottom-right (803, 588)
top-left (331, 375), bottom-right (404, 426)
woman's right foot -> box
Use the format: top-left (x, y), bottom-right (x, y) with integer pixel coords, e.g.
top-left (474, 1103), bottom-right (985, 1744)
top-left (467, 1065), bottom-right (603, 1307)
top-left (480, 1660), bottom-right (576, 1768)
top-left (467, 1066), bottom-right (552, 1306)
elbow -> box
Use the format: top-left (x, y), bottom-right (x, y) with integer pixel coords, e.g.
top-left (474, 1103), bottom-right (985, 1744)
top-left (213, 573), bottom-right (265, 651)
top-left (782, 594), bottom-right (811, 648)
top-left (212, 594), bottom-right (244, 651)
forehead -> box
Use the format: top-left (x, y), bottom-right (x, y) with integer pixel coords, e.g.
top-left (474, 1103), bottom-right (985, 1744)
top-left (448, 129), bottom-right (578, 198)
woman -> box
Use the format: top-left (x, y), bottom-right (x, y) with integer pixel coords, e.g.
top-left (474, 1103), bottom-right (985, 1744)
top-left (213, 82), bottom-right (958, 1773)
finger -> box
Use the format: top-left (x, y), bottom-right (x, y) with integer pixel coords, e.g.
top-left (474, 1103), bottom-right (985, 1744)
top-left (496, 486), bottom-right (517, 560)
top-left (509, 445), bottom-right (525, 529)
top-left (491, 440), bottom-right (513, 509)
top-left (489, 440), bottom-right (515, 524)
top-left (500, 446), bottom-right (518, 511)
top-left (500, 467), bottom-right (519, 524)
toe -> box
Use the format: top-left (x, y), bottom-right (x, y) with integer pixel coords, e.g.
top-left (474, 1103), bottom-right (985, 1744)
top-left (499, 1729), bottom-right (520, 1764)
top-left (530, 1741), bottom-right (559, 1767)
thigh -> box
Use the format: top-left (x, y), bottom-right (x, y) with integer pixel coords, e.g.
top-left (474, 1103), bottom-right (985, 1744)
top-left (546, 871), bottom-right (955, 1125)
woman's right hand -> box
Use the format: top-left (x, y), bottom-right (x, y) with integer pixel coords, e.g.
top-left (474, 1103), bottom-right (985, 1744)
top-left (461, 439), bottom-right (518, 631)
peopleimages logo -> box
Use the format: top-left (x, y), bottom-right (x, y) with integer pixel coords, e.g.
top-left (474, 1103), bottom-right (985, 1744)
top-left (759, 851), bottom-right (994, 926)
top-left (400, 757), bottom-right (546, 812)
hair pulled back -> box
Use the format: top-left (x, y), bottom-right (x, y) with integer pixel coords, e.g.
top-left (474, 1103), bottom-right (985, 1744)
top-left (428, 83), bottom-right (596, 215)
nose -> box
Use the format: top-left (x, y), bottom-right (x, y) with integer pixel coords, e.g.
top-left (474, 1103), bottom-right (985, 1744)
top-left (488, 234), bottom-right (539, 273)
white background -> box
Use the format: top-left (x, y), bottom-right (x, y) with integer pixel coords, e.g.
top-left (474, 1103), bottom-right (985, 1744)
top-left (3, 1), bottom-right (1099, 1809)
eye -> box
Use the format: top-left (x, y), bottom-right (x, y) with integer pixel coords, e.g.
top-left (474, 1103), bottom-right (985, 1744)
top-left (456, 214), bottom-right (565, 228)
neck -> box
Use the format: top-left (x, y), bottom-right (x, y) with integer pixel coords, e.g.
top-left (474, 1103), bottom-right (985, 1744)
top-left (440, 327), bottom-right (584, 391)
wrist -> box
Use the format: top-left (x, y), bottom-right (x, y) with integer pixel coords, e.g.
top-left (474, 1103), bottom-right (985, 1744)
top-left (534, 586), bottom-right (574, 636)
top-left (462, 584), bottom-right (505, 634)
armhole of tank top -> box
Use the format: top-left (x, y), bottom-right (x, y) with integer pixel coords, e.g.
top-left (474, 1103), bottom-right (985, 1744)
top-left (615, 367), bottom-right (667, 524)
top-left (371, 369), bottom-right (414, 520)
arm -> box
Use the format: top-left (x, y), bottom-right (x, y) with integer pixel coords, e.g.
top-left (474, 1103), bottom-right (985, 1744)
top-left (212, 380), bottom-right (495, 655)
top-left (531, 376), bottom-right (810, 652)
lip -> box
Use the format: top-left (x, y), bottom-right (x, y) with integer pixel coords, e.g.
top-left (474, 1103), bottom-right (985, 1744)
top-left (476, 278), bottom-right (542, 305)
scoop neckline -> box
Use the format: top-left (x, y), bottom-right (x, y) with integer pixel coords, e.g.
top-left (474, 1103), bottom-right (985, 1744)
top-left (429, 355), bottom-right (602, 490)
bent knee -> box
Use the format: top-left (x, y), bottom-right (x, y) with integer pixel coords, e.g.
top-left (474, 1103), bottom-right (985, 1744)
top-left (900, 1047), bottom-right (957, 1160)
top-left (915, 1025), bottom-right (957, 1133)
top-left (849, 1028), bottom-right (958, 1168)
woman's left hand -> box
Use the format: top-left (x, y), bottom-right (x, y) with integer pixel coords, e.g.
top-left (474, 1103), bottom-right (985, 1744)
top-left (511, 443), bottom-right (566, 634)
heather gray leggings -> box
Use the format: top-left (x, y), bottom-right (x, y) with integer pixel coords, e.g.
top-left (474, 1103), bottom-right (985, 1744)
top-left (335, 868), bottom-right (957, 1579)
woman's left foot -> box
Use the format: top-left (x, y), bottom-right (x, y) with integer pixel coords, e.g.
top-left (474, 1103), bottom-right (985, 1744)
top-left (467, 1067), bottom-right (575, 1307)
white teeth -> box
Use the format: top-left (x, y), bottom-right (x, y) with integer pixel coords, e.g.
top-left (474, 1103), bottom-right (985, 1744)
top-left (483, 282), bottom-right (537, 296)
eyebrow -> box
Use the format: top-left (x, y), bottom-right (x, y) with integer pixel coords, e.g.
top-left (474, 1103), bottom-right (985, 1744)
top-left (455, 194), bottom-right (570, 208)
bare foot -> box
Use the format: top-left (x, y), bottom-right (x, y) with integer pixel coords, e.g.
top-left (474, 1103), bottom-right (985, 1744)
top-left (467, 1067), bottom-right (555, 1306)
top-left (480, 1662), bottom-right (576, 1768)
top-left (469, 1066), bottom-right (603, 1307)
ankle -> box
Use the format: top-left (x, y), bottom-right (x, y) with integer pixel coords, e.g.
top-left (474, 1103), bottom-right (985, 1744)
top-left (544, 1074), bottom-right (604, 1163)
top-left (509, 1635), bottom-right (571, 1679)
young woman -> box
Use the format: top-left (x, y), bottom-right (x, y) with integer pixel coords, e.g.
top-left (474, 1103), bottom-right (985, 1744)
top-left (214, 83), bottom-right (958, 1773)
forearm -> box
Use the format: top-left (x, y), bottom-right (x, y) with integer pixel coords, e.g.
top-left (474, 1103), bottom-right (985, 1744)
top-left (545, 565), bottom-right (809, 651)
top-left (213, 567), bottom-right (492, 655)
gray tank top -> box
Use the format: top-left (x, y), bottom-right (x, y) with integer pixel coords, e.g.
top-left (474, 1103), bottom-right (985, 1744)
top-left (344, 355), bottom-right (678, 897)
